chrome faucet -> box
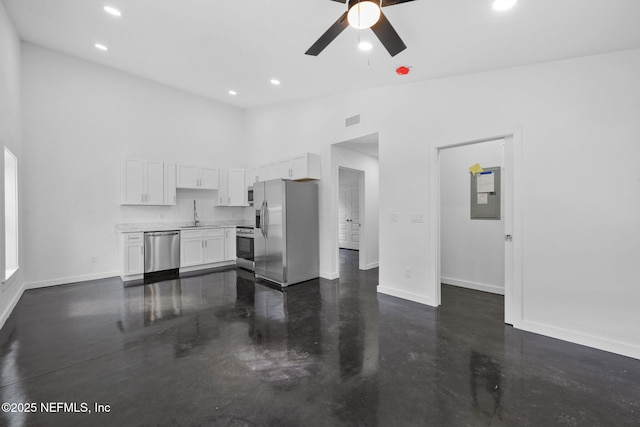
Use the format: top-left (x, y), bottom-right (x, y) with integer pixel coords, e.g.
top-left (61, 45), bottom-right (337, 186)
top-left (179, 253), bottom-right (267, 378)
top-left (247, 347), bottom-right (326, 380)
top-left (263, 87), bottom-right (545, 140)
top-left (193, 200), bottom-right (200, 227)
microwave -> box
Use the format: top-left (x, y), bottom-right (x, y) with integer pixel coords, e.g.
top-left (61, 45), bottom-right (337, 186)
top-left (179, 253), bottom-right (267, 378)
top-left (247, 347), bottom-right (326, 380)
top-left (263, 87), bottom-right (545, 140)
top-left (247, 187), bottom-right (254, 206)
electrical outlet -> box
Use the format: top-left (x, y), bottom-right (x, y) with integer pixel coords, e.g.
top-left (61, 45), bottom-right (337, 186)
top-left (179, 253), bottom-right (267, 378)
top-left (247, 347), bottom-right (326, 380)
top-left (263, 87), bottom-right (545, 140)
top-left (405, 267), bottom-right (411, 278)
top-left (90, 256), bottom-right (98, 263)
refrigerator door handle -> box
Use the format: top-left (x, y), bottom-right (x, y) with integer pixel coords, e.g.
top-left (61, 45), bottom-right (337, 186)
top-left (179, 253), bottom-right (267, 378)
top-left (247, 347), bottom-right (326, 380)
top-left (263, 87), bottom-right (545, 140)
top-left (264, 200), bottom-right (269, 238)
top-left (261, 200), bottom-right (267, 238)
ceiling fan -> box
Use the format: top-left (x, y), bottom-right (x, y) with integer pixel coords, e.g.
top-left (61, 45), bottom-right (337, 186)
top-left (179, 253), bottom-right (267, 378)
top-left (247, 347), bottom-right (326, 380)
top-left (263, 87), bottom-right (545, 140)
top-left (306, 0), bottom-right (416, 57)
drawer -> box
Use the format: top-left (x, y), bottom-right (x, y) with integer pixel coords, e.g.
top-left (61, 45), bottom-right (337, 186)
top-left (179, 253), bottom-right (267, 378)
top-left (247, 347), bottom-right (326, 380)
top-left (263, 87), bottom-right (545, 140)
top-left (204, 229), bottom-right (224, 237)
top-left (181, 229), bottom-right (205, 239)
top-left (125, 233), bottom-right (143, 242)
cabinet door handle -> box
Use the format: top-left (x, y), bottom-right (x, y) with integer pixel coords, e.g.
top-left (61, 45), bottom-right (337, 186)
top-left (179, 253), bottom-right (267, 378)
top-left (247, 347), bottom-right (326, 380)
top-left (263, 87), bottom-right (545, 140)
top-left (140, 246), bottom-right (143, 254)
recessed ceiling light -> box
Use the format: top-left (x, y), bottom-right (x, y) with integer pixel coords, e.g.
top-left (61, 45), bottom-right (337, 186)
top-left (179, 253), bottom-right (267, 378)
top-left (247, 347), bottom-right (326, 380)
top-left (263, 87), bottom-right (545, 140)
top-left (94, 43), bottom-right (108, 51)
top-left (228, 90), bottom-right (237, 96)
top-left (103, 6), bottom-right (122, 17)
top-left (358, 41), bottom-right (373, 52)
top-left (270, 79), bottom-right (281, 86)
top-left (492, 0), bottom-right (517, 11)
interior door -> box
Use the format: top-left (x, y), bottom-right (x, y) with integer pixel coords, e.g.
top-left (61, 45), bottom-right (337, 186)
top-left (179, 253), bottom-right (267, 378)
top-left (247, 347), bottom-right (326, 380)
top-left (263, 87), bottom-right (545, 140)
top-left (338, 183), bottom-right (360, 250)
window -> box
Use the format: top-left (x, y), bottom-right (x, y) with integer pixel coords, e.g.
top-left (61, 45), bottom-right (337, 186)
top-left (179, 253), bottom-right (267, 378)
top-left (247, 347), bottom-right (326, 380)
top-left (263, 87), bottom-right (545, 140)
top-left (5, 147), bottom-right (18, 280)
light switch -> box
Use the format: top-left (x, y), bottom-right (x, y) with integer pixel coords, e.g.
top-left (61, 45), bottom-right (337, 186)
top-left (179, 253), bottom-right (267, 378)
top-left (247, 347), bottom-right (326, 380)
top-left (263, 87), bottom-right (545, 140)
top-left (390, 213), bottom-right (399, 223)
top-left (411, 212), bottom-right (425, 223)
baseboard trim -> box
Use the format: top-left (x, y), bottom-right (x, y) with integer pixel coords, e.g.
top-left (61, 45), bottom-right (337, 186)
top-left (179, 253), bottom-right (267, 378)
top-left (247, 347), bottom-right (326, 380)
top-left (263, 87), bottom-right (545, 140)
top-left (0, 281), bottom-right (25, 331)
top-left (320, 271), bottom-right (339, 280)
top-left (179, 261), bottom-right (235, 274)
top-left (516, 319), bottom-right (640, 361)
top-left (25, 271), bottom-right (120, 289)
top-left (441, 277), bottom-right (505, 295)
top-left (377, 285), bottom-right (435, 307)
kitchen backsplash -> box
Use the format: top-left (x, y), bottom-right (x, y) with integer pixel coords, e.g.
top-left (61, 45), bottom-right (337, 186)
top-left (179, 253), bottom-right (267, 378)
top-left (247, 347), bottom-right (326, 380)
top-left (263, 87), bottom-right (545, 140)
top-left (118, 188), bottom-right (251, 224)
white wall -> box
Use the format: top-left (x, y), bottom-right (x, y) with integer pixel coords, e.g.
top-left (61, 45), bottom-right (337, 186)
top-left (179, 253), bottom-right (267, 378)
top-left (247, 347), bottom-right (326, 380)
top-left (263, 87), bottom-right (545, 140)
top-left (21, 43), bottom-right (246, 287)
top-left (244, 49), bottom-right (640, 359)
top-left (440, 139), bottom-right (504, 295)
top-left (0, 2), bottom-right (24, 328)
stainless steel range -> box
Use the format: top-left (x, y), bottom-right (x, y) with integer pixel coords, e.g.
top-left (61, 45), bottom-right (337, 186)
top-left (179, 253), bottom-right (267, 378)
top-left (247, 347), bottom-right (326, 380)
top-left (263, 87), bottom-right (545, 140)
top-left (236, 226), bottom-right (254, 271)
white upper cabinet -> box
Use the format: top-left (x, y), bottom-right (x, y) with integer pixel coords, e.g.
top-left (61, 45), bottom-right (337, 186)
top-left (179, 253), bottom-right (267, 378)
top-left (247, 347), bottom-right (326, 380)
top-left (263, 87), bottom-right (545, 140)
top-left (176, 163), bottom-right (219, 190)
top-left (121, 158), bottom-right (166, 205)
top-left (266, 162), bottom-right (279, 180)
top-left (246, 166), bottom-right (267, 187)
top-left (291, 153), bottom-right (321, 180)
top-left (164, 162), bottom-right (176, 206)
top-left (254, 153), bottom-right (321, 182)
top-left (199, 167), bottom-right (219, 189)
top-left (218, 169), bottom-right (247, 206)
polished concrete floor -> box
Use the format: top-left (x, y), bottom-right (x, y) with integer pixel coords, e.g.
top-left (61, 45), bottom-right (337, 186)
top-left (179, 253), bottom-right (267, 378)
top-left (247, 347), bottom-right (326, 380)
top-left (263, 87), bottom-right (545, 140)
top-left (1, 250), bottom-right (639, 426)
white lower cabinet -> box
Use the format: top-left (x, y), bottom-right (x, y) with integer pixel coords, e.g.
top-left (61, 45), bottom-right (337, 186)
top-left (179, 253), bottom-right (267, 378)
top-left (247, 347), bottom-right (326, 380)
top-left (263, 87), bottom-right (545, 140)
top-left (119, 227), bottom-right (237, 281)
top-left (181, 231), bottom-right (207, 267)
top-left (121, 233), bottom-right (144, 278)
top-left (180, 228), bottom-right (231, 268)
top-left (225, 228), bottom-right (236, 261)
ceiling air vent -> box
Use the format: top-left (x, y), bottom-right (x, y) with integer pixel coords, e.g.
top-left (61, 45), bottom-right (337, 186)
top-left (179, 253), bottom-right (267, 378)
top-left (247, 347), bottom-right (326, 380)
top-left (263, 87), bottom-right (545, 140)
top-left (345, 114), bottom-right (360, 127)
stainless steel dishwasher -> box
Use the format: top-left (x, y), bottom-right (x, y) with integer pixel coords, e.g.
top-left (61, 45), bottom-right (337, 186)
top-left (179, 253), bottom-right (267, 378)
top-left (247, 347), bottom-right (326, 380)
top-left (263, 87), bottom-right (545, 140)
top-left (144, 231), bottom-right (180, 280)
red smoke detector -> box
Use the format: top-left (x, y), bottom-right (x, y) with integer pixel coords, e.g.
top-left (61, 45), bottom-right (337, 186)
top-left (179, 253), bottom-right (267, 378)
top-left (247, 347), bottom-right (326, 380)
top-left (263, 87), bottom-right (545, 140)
top-left (396, 66), bottom-right (410, 75)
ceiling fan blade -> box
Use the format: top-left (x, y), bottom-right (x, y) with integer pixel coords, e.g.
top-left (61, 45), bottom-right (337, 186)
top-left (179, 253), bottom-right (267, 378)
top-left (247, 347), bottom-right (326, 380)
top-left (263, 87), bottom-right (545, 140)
top-left (381, 0), bottom-right (416, 6)
top-left (329, 0), bottom-right (347, 3)
top-left (370, 11), bottom-right (407, 56)
top-left (305, 11), bottom-right (349, 56)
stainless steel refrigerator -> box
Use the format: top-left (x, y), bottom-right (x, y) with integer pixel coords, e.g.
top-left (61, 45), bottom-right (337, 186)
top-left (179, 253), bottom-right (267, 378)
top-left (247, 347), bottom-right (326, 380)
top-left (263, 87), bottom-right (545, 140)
top-left (254, 179), bottom-right (319, 287)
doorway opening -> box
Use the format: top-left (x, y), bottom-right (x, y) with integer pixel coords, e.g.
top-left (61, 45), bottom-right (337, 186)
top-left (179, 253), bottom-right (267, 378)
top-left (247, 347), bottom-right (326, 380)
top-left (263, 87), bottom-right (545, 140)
top-left (430, 129), bottom-right (522, 325)
top-left (339, 168), bottom-right (362, 252)
top-left (331, 134), bottom-right (380, 279)
top-left (439, 139), bottom-right (506, 318)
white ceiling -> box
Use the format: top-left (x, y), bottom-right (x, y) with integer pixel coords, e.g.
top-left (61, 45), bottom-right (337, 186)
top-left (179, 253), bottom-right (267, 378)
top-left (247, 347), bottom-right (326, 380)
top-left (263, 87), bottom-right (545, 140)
top-left (3, 0), bottom-right (640, 109)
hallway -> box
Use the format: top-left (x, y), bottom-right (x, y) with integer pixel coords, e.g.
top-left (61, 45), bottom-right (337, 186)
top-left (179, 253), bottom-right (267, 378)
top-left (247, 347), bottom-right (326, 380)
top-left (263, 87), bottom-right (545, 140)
top-left (0, 250), bottom-right (638, 425)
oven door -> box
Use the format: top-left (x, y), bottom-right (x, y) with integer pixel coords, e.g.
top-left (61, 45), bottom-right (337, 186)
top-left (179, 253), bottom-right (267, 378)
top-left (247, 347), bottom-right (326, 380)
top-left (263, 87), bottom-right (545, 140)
top-left (236, 235), bottom-right (254, 261)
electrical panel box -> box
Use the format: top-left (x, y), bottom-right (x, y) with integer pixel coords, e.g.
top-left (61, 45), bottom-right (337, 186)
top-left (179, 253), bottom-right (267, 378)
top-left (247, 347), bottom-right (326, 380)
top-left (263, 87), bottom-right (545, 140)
top-left (470, 167), bottom-right (501, 220)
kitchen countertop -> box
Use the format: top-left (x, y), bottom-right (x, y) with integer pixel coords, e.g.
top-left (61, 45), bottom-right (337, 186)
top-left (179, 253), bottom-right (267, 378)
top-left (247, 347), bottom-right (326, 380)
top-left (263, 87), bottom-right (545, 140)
top-left (115, 220), bottom-right (254, 233)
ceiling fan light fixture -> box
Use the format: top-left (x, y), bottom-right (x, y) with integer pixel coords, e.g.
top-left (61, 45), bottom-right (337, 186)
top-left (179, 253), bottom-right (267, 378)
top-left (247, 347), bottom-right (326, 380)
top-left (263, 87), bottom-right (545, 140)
top-left (347, 1), bottom-right (381, 30)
